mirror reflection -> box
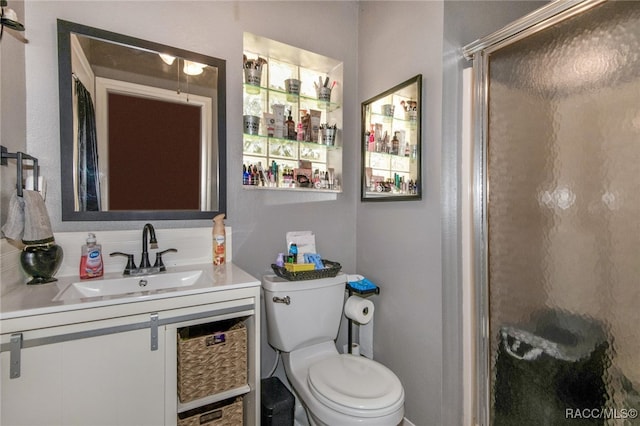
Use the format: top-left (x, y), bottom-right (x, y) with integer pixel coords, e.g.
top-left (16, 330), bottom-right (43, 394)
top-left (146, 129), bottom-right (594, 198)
top-left (58, 19), bottom-right (226, 220)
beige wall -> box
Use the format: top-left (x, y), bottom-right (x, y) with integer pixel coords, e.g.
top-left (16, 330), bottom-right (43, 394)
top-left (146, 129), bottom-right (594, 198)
top-left (357, 2), bottom-right (444, 423)
top-left (0, 1), bottom-right (27, 297)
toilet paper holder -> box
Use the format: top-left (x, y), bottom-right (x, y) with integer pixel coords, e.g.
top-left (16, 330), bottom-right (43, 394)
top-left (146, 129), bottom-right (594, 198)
top-left (345, 275), bottom-right (379, 355)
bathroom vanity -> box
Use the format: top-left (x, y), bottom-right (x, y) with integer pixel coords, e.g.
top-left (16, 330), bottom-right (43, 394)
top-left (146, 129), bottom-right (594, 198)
top-left (0, 260), bottom-right (261, 426)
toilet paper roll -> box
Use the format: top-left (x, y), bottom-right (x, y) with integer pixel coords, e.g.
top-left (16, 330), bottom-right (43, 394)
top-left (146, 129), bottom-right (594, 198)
top-left (344, 296), bottom-right (374, 324)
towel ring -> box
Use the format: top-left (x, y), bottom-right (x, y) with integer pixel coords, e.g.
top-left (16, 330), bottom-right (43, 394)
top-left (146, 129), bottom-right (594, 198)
top-left (1, 145), bottom-right (39, 197)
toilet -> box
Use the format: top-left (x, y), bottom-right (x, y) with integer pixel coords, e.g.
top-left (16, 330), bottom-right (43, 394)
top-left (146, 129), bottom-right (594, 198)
top-left (262, 273), bottom-right (405, 426)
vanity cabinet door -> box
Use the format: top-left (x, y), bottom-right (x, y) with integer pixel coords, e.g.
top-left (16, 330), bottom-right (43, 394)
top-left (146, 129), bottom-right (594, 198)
top-left (61, 327), bottom-right (165, 425)
top-left (1, 342), bottom-right (65, 425)
top-left (1, 322), bottom-right (165, 426)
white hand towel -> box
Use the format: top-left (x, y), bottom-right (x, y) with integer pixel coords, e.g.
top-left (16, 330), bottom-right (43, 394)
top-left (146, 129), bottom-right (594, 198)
top-left (1, 190), bottom-right (54, 246)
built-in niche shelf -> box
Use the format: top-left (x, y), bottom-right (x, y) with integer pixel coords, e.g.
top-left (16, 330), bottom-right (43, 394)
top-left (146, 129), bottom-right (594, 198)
top-left (242, 32), bottom-right (343, 193)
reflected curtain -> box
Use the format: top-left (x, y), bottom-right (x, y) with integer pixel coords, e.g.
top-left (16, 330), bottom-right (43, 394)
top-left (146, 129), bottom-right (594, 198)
top-left (75, 78), bottom-right (101, 211)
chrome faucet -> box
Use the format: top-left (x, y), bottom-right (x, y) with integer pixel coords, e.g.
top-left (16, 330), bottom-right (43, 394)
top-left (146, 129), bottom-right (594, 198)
top-left (140, 223), bottom-right (158, 269)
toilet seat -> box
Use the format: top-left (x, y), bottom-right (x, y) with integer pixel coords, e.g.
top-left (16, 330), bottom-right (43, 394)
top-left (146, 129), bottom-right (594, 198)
top-left (307, 355), bottom-right (404, 417)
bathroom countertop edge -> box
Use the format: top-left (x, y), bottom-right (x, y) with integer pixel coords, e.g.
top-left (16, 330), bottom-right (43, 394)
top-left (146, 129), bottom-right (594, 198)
top-left (0, 263), bottom-right (260, 327)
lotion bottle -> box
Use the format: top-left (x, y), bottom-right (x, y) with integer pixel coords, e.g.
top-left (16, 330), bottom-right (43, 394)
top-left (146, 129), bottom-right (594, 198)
top-left (212, 213), bottom-right (226, 265)
top-left (79, 233), bottom-right (103, 279)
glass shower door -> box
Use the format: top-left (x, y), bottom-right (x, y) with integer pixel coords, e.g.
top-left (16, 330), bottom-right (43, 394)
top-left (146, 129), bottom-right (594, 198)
top-left (475, 1), bottom-right (640, 424)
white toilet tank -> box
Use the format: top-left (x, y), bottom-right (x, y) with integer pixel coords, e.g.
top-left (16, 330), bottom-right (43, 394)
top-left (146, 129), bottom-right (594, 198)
top-left (262, 273), bottom-right (346, 352)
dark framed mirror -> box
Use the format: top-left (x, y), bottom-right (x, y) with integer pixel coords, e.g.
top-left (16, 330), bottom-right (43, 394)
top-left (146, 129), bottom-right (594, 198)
top-left (57, 19), bottom-right (226, 220)
top-left (361, 75), bottom-right (422, 201)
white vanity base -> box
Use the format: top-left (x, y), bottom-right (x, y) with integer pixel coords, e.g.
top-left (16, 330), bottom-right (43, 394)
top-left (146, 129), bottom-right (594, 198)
top-left (1, 228), bottom-right (260, 426)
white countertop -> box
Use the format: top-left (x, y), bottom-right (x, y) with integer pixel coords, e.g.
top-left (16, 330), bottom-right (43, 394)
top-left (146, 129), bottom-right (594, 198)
top-left (0, 262), bottom-right (260, 322)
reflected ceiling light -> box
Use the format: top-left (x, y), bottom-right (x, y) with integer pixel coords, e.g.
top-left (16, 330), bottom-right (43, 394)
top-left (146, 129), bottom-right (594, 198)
top-left (159, 53), bottom-right (176, 65)
top-left (183, 60), bottom-right (206, 76)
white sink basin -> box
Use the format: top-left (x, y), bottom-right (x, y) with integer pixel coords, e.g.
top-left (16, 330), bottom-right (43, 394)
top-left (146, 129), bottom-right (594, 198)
top-left (53, 269), bottom-right (204, 301)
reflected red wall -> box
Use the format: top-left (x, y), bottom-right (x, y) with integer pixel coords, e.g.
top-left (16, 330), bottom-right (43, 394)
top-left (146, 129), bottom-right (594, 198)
top-left (108, 93), bottom-right (201, 210)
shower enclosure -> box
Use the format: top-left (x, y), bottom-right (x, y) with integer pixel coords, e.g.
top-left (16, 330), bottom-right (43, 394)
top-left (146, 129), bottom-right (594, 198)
top-left (464, 1), bottom-right (640, 424)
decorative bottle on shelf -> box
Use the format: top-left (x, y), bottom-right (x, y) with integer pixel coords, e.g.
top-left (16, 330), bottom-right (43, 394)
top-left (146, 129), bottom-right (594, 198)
top-left (392, 132), bottom-right (400, 155)
top-left (286, 110), bottom-right (296, 140)
top-left (368, 124), bottom-right (375, 151)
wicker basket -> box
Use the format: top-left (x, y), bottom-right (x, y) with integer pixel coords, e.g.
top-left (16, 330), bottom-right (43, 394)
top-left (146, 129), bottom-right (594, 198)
top-left (270, 259), bottom-right (342, 281)
top-left (177, 397), bottom-right (243, 426)
top-left (177, 320), bottom-right (247, 403)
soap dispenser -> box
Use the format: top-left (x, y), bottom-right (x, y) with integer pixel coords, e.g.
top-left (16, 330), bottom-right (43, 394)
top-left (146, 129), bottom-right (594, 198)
top-left (79, 233), bottom-right (103, 279)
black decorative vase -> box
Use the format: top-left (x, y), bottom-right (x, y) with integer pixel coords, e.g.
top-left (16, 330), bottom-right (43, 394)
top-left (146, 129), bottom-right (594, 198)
top-left (20, 243), bottom-right (64, 285)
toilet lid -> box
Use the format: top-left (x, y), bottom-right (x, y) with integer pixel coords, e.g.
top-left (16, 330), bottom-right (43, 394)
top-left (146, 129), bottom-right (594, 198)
top-left (307, 355), bottom-right (404, 413)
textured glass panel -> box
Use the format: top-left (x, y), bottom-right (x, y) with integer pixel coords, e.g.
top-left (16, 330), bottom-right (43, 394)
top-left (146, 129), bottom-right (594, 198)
top-left (487, 2), bottom-right (640, 425)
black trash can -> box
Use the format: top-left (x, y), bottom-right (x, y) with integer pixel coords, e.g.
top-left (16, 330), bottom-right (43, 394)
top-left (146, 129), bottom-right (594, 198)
top-left (261, 376), bottom-right (295, 426)
top-left (494, 310), bottom-right (608, 426)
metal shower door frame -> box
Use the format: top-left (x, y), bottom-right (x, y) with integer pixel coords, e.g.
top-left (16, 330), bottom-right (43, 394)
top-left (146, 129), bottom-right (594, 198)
top-left (462, 1), bottom-right (608, 424)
